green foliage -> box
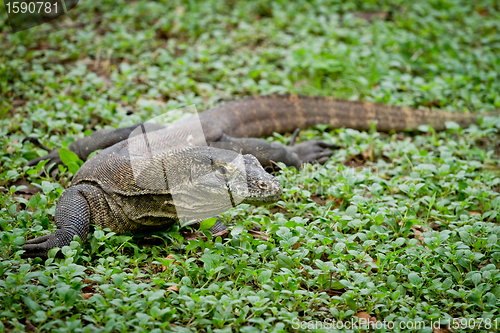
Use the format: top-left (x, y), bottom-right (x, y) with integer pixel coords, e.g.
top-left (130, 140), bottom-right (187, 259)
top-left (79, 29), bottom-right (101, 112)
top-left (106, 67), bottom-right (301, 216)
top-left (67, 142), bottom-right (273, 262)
top-left (1, 0), bottom-right (500, 331)
top-left (59, 148), bottom-right (84, 174)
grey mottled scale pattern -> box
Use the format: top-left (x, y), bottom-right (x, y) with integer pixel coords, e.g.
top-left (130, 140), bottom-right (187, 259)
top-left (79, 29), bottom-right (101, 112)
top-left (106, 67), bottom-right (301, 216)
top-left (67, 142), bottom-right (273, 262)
top-left (23, 146), bottom-right (281, 257)
top-left (23, 94), bottom-right (490, 258)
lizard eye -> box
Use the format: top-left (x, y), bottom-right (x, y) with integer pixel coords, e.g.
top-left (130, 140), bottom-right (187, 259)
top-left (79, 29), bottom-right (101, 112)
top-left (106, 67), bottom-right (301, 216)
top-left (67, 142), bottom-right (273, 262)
top-left (217, 165), bottom-right (228, 175)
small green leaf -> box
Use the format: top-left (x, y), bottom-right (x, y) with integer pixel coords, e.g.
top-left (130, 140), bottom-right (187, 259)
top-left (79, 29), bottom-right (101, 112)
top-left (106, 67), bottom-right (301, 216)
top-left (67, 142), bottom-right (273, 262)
top-left (87, 149), bottom-right (102, 160)
top-left (345, 205), bottom-right (357, 217)
top-left (459, 231), bottom-right (472, 245)
top-left (59, 148), bottom-right (83, 173)
top-left (330, 280), bottom-right (345, 289)
top-left (491, 286), bottom-right (500, 298)
top-left (471, 272), bottom-right (481, 286)
top-left (199, 217), bottom-right (218, 231)
top-left (334, 242), bottom-right (346, 252)
top-left (38, 274), bottom-right (50, 286)
top-left (399, 184), bottom-right (410, 193)
top-left (258, 270), bottom-right (272, 284)
top-left (23, 151), bottom-right (39, 161)
top-left (408, 272), bottom-right (422, 286)
top-left (35, 310), bottom-right (47, 322)
top-left (48, 247), bottom-right (60, 258)
top-left (8, 205), bottom-right (17, 216)
top-left (41, 181), bottom-right (54, 194)
top-left (23, 296), bottom-right (41, 312)
top-left (345, 297), bottom-right (357, 311)
top-left (394, 238), bottom-right (406, 247)
top-left (445, 121), bottom-right (460, 130)
top-left (67, 162), bottom-right (81, 174)
top-left (231, 223), bottom-right (244, 236)
top-left (13, 236), bottom-right (25, 246)
top-left (276, 254), bottom-right (294, 269)
top-left (418, 125), bottom-right (429, 132)
top-left (235, 263), bottom-right (247, 274)
top-left (418, 164), bottom-right (437, 173)
top-left (21, 121), bottom-right (33, 135)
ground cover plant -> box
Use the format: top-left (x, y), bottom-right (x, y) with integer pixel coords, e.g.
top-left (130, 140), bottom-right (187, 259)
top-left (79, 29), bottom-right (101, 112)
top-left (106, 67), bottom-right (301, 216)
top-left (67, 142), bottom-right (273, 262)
top-left (1, 0), bottom-right (500, 332)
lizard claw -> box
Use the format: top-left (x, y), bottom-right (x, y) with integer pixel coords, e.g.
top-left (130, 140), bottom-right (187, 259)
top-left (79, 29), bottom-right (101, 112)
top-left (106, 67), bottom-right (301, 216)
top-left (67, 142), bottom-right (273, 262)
top-left (24, 137), bottom-right (60, 167)
top-left (21, 234), bottom-right (57, 259)
top-left (26, 151), bottom-right (65, 179)
top-left (22, 229), bottom-right (77, 259)
top-left (25, 151), bottom-right (62, 168)
top-left (290, 140), bottom-right (339, 165)
top-left (24, 138), bottom-right (64, 178)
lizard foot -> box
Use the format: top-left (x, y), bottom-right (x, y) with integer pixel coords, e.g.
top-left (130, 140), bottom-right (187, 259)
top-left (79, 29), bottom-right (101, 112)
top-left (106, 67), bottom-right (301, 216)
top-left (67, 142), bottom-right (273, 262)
top-left (25, 150), bottom-right (63, 178)
top-left (24, 138), bottom-right (64, 178)
top-left (22, 234), bottom-right (57, 259)
top-left (22, 229), bottom-right (78, 259)
top-left (24, 137), bottom-right (62, 168)
top-left (182, 218), bottom-right (229, 241)
top-left (182, 221), bottom-right (267, 241)
top-left (290, 140), bottom-right (338, 165)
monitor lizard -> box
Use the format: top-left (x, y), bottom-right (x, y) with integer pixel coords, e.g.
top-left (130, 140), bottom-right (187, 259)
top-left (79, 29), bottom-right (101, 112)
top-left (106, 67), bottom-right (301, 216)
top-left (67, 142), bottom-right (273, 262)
top-left (21, 94), bottom-right (486, 258)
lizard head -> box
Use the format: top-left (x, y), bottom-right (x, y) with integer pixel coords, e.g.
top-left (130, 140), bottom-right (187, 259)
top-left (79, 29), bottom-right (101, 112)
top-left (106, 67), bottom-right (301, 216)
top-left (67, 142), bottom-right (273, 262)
top-left (238, 153), bottom-right (282, 205)
top-left (185, 148), bottom-right (282, 207)
top-left (133, 147), bottom-right (282, 221)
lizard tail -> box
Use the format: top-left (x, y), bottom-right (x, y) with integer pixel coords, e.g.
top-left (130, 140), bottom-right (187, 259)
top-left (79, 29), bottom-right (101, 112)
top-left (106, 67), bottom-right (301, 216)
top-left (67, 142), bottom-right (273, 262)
top-left (204, 94), bottom-right (490, 138)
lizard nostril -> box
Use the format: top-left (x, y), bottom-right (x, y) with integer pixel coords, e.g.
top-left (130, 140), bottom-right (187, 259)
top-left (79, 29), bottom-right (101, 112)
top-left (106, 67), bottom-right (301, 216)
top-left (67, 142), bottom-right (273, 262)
top-left (258, 182), bottom-right (269, 190)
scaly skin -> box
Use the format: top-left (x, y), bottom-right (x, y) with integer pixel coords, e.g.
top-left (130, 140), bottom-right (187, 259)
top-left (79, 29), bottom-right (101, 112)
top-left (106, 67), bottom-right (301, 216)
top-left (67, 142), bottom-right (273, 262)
top-left (22, 94), bottom-right (492, 258)
top-left (27, 94), bottom-right (486, 169)
top-left (23, 147), bottom-right (281, 258)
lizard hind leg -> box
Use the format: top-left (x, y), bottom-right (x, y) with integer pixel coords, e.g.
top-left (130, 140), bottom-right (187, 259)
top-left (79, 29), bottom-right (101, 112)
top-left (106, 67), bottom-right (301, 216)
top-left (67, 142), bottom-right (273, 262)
top-left (22, 185), bottom-right (93, 259)
top-left (208, 219), bottom-right (263, 233)
top-left (290, 140), bottom-right (339, 165)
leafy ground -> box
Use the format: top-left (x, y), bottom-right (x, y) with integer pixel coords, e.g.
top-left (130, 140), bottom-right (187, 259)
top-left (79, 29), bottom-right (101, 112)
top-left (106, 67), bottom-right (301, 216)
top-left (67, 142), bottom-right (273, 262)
top-left (1, 0), bottom-right (500, 332)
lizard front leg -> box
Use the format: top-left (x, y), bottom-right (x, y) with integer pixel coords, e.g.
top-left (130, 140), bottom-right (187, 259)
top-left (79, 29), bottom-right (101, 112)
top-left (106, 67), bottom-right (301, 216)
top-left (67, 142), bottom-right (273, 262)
top-left (22, 185), bottom-right (93, 258)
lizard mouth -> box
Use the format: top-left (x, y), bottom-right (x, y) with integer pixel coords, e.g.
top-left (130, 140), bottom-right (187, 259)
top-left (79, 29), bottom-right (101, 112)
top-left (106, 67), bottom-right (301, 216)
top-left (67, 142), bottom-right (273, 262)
top-left (226, 183), bottom-right (236, 208)
top-left (227, 152), bottom-right (283, 206)
top-left (242, 177), bottom-right (282, 205)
